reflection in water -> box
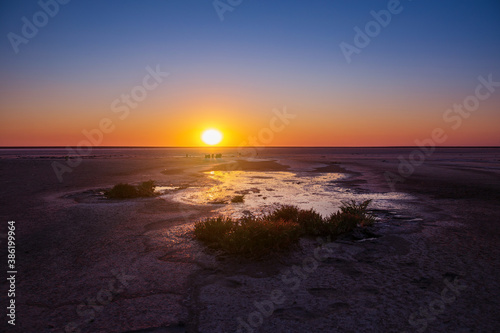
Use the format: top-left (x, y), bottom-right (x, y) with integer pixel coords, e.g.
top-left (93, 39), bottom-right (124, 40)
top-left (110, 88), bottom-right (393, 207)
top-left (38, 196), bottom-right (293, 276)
top-left (166, 171), bottom-right (412, 218)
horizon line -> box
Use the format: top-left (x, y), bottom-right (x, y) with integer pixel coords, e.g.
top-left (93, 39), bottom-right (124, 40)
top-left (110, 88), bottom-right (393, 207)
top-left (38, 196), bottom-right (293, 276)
top-left (1, 145), bottom-right (499, 149)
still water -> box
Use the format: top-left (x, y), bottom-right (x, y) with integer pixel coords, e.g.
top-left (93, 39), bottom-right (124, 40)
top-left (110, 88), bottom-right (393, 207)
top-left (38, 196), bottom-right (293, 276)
top-left (163, 170), bottom-right (412, 218)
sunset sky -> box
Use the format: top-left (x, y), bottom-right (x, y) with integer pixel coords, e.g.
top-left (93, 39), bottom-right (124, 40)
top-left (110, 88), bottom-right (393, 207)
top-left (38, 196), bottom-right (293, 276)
top-left (1, 0), bottom-right (499, 147)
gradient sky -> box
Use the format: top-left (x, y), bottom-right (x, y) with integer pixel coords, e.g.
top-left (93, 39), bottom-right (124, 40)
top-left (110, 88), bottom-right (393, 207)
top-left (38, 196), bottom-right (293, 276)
top-left (1, 0), bottom-right (499, 146)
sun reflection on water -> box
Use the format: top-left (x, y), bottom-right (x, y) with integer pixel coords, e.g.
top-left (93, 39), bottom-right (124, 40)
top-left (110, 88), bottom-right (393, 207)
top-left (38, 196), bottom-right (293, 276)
top-left (166, 171), bottom-right (412, 218)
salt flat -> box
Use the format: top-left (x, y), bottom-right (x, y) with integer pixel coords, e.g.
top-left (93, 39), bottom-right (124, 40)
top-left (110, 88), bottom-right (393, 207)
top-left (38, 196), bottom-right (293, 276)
top-left (0, 147), bottom-right (499, 332)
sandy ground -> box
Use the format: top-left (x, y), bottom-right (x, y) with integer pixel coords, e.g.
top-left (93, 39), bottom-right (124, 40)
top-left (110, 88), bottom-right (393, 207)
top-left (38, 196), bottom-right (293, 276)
top-left (0, 150), bottom-right (499, 332)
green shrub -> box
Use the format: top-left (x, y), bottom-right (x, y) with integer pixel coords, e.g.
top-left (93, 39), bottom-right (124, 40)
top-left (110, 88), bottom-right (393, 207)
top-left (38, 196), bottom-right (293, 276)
top-left (323, 211), bottom-right (359, 236)
top-left (136, 180), bottom-right (156, 197)
top-left (321, 200), bottom-right (375, 237)
top-left (105, 183), bottom-right (138, 199)
top-left (339, 200), bottom-right (375, 227)
top-left (297, 208), bottom-right (325, 235)
top-left (194, 216), bottom-right (234, 245)
top-left (219, 218), bottom-right (301, 258)
top-left (231, 195), bottom-right (245, 203)
top-left (105, 180), bottom-right (157, 199)
top-left (194, 216), bottom-right (300, 258)
top-left (193, 200), bottom-right (375, 258)
top-left (265, 205), bottom-right (300, 223)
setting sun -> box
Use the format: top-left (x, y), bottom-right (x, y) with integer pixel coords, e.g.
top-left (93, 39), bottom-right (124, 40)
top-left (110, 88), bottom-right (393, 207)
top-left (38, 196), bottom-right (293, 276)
top-left (201, 129), bottom-right (223, 145)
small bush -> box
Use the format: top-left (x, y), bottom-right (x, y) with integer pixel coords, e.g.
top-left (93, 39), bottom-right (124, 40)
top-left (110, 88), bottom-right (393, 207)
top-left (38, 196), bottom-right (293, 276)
top-left (339, 200), bottom-right (375, 227)
top-left (297, 209), bottom-right (325, 235)
top-left (323, 211), bottom-right (359, 237)
top-left (321, 200), bottom-right (375, 237)
top-left (219, 218), bottom-right (301, 258)
top-left (136, 180), bottom-right (156, 197)
top-left (105, 183), bottom-right (138, 199)
top-left (194, 216), bottom-right (234, 245)
top-left (194, 216), bottom-right (300, 258)
top-left (105, 180), bottom-right (157, 199)
top-left (265, 205), bottom-right (300, 223)
top-left (231, 195), bottom-right (245, 203)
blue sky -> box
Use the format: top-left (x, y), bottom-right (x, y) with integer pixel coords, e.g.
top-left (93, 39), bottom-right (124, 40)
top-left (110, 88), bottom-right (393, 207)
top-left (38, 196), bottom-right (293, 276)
top-left (1, 0), bottom-right (499, 146)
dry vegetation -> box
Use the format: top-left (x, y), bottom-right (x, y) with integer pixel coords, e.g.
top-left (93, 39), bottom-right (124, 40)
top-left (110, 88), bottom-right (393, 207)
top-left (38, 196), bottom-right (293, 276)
top-left (194, 200), bottom-right (375, 258)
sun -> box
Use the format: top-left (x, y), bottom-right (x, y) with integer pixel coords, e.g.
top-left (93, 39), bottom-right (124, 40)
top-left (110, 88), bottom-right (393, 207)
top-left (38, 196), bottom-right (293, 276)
top-left (201, 129), bottom-right (223, 145)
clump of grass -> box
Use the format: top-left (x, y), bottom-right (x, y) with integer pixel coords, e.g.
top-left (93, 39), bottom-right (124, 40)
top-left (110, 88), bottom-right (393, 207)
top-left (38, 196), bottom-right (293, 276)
top-left (105, 183), bottom-right (138, 199)
top-left (194, 200), bottom-right (376, 258)
top-left (339, 199), bottom-right (376, 227)
top-left (321, 200), bottom-right (375, 237)
top-left (219, 218), bottom-right (301, 258)
top-left (105, 180), bottom-right (157, 199)
top-left (323, 211), bottom-right (360, 237)
top-left (266, 201), bottom-right (374, 236)
top-left (297, 208), bottom-right (325, 236)
top-left (231, 195), bottom-right (245, 203)
top-left (136, 180), bottom-right (156, 197)
top-left (265, 206), bottom-right (324, 235)
top-left (194, 216), bottom-right (300, 258)
top-left (193, 216), bottom-right (234, 245)
top-left (265, 205), bottom-right (300, 223)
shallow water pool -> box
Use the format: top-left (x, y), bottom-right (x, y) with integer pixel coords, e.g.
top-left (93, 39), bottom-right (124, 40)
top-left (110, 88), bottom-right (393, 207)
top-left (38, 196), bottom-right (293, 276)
top-left (166, 171), bottom-right (412, 218)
